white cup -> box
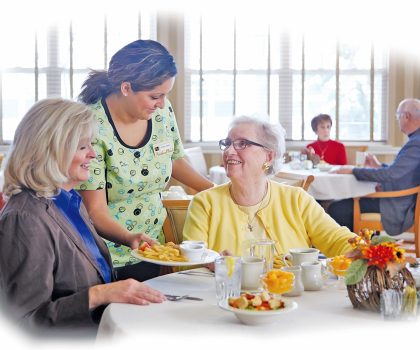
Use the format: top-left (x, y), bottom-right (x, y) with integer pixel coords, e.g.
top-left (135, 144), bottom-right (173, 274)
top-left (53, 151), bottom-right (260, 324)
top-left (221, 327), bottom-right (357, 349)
top-left (282, 247), bottom-right (319, 266)
top-left (355, 151), bottom-right (367, 167)
top-left (182, 240), bottom-right (207, 249)
top-left (301, 261), bottom-right (323, 291)
top-left (179, 243), bottom-right (206, 262)
top-left (240, 257), bottom-right (265, 291)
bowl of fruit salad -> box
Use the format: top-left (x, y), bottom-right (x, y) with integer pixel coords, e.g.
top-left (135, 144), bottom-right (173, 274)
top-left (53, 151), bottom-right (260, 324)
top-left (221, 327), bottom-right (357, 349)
top-left (219, 291), bottom-right (298, 325)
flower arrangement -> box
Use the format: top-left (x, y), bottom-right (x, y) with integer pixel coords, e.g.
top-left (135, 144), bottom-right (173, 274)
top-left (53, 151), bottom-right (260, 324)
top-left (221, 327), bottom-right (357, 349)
top-left (344, 229), bottom-right (417, 313)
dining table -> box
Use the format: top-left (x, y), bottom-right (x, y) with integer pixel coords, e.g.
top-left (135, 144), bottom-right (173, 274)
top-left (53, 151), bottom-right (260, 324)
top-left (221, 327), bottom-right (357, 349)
top-left (96, 267), bottom-right (419, 348)
top-left (210, 164), bottom-right (377, 201)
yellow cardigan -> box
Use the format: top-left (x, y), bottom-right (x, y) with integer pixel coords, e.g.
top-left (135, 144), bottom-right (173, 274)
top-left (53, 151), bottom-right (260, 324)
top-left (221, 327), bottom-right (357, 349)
top-left (183, 181), bottom-right (355, 257)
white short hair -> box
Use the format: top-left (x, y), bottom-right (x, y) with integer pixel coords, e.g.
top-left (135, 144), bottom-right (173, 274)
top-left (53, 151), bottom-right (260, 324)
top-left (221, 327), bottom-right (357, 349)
top-left (229, 115), bottom-right (286, 175)
top-left (3, 98), bottom-right (96, 198)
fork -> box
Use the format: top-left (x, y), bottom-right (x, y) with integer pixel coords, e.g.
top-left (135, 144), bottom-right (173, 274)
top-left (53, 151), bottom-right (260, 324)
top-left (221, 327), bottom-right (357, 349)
top-left (164, 294), bottom-right (203, 301)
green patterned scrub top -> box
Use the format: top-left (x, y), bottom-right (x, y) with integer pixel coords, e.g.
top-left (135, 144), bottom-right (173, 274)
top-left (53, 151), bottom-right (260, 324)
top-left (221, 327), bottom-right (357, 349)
top-left (78, 98), bottom-right (185, 268)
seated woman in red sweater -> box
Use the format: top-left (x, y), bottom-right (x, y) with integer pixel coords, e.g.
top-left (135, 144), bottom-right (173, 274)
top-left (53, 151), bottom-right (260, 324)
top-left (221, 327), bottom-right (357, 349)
top-left (304, 114), bottom-right (347, 165)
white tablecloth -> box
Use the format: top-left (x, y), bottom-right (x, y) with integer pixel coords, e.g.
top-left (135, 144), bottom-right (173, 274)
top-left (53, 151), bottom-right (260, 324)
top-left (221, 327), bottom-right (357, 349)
top-left (96, 268), bottom-right (418, 348)
top-left (280, 164), bottom-right (377, 200)
top-left (209, 164), bottom-right (377, 200)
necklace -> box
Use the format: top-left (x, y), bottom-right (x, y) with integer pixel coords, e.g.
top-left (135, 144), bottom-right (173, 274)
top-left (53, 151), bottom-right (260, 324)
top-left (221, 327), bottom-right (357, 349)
top-left (317, 141), bottom-right (330, 160)
top-left (229, 182), bottom-right (269, 232)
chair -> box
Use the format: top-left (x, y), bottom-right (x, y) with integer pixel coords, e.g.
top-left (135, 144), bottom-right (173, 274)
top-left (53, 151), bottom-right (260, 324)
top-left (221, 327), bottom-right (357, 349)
top-left (345, 145), bottom-right (368, 165)
top-left (353, 185), bottom-right (420, 257)
top-left (273, 172), bottom-right (315, 192)
top-left (183, 147), bottom-right (208, 178)
top-left (162, 199), bottom-right (191, 244)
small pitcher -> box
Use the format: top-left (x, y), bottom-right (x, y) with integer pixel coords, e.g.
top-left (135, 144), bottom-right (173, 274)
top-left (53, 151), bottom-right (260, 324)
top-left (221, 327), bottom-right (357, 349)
top-left (281, 265), bottom-right (304, 297)
top-left (301, 261), bottom-right (323, 291)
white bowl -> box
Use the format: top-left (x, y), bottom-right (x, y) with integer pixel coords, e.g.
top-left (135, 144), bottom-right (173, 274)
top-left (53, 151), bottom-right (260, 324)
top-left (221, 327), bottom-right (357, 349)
top-left (218, 299), bottom-right (298, 325)
top-left (179, 243), bottom-right (206, 262)
top-left (317, 164), bottom-right (333, 172)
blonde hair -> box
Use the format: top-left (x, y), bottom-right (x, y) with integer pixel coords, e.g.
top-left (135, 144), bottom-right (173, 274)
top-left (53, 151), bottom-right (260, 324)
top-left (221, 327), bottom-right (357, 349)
top-left (3, 98), bottom-right (96, 199)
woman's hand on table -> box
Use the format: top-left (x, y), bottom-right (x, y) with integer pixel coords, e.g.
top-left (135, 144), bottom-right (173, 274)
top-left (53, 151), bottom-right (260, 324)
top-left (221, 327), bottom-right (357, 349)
top-left (88, 279), bottom-right (166, 309)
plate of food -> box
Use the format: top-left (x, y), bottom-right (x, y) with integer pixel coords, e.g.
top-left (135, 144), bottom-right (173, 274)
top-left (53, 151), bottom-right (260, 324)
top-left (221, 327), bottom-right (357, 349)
top-left (130, 242), bottom-right (219, 267)
top-left (219, 292), bottom-right (298, 325)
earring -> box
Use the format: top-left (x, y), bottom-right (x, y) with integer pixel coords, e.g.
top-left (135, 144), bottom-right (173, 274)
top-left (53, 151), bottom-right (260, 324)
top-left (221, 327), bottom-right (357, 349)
top-left (263, 162), bottom-right (270, 171)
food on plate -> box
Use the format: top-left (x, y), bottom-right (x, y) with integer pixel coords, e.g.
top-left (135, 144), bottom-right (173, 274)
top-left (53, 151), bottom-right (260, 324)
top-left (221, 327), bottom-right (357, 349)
top-left (273, 255), bottom-right (286, 268)
top-left (328, 255), bottom-right (352, 276)
top-left (228, 292), bottom-right (285, 311)
top-left (137, 242), bottom-right (189, 262)
top-left (261, 269), bottom-right (294, 294)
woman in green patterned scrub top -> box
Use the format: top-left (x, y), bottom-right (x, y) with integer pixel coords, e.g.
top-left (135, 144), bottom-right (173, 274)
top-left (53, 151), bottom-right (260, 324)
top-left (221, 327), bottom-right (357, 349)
top-left (78, 40), bottom-right (213, 281)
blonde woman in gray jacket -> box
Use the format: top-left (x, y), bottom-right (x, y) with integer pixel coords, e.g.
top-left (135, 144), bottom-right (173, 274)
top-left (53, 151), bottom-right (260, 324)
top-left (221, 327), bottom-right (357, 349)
top-left (0, 98), bottom-right (165, 334)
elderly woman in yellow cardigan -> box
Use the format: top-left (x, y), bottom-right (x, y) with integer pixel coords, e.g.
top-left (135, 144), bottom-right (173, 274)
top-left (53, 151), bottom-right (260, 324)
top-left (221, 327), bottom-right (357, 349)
top-left (183, 116), bottom-right (355, 257)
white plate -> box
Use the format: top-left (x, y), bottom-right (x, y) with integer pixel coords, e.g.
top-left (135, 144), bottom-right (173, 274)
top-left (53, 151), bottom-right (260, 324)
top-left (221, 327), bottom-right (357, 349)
top-left (130, 248), bottom-right (219, 267)
top-left (218, 298), bottom-right (298, 325)
top-left (219, 299), bottom-right (298, 325)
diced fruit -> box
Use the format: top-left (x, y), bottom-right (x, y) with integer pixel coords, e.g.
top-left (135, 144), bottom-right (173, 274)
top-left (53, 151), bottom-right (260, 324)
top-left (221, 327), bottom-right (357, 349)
top-left (138, 242), bottom-right (151, 252)
top-left (251, 296), bottom-right (262, 307)
top-left (329, 255), bottom-right (352, 276)
top-left (228, 292), bottom-right (285, 311)
top-left (262, 269), bottom-right (294, 294)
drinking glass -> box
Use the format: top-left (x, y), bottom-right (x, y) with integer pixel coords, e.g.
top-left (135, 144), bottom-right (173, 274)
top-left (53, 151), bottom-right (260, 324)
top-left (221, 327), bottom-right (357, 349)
top-left (215, 256), bottom-right (242, 302)
top-left (250, 239), bottom-right (275, 273)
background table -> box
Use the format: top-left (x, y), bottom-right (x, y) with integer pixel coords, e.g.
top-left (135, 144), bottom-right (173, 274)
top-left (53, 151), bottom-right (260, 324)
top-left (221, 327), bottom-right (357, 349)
top-left (96, 268), bottom-right (418, 348)
top-left (210, 164), bottom-right (377, 200)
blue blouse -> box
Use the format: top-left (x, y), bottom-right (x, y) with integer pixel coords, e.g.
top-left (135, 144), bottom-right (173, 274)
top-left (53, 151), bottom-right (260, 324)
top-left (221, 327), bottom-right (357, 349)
top-left (54, 189), bottom-right (111, 283)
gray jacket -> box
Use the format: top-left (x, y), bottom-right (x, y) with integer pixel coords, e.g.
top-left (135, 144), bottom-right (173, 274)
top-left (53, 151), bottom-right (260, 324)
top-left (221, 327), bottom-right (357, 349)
top-left (353, 128), bottom-right (420, 235)
top-left (0, 189), bottom-right (114, 330)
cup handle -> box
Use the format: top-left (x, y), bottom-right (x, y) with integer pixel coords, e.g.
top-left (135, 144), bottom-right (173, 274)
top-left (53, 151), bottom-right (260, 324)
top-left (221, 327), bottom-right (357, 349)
top-left (282, 253), bottom-right (292, 267)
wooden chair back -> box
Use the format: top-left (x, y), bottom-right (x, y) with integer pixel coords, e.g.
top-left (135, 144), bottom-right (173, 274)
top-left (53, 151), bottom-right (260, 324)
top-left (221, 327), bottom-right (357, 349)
top-left (353, 185), bottom-right (420, 257)
top-left (346, 145), bottom-right (368, 165)
top-left (162, 199), bottom-right (191, 244)
top-left (273, 172), bottom-right (315, 192)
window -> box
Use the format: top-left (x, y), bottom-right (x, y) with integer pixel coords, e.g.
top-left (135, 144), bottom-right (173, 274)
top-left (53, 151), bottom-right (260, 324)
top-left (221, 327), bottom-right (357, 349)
top-left (0, 10), bottom-right (156, 143)
top-left (184, 14), bottom-right (388, 142)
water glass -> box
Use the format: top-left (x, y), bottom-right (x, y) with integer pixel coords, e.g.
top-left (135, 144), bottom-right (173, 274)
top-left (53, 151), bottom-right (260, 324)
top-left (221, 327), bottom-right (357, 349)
top-left (215, 256), bottom-right (242, 302)
top-left (250, 239), bottom-right (275, 273)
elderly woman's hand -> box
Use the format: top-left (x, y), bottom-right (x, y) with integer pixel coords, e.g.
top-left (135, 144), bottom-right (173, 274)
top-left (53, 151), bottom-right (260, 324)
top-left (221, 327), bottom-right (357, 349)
top-left (88, 279), bottom-right (166, 310)
top-left (205, 249), bottom-right (234, 272)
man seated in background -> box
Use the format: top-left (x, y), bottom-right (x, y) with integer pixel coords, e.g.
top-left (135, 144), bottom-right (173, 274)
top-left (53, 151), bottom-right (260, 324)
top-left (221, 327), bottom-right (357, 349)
top-left (328, 98), bottom-right (420, 235)
top-left (302, 114), bottom-right (347, 165)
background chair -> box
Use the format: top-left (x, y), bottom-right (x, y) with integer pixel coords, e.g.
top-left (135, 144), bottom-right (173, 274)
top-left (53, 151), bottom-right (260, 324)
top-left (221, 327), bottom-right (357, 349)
top-left (183, 146), bottom-right (208, 178)
top-left (162, 199), bottom-right (191, 244)
top-left (346, 145), bottom-right (368, 165)
top-left (167, 146), bottom-right (209, 195)
top-left (353, 185), bottom-right (420, 257)
top-left (273, 172), bottom-right (315, 192)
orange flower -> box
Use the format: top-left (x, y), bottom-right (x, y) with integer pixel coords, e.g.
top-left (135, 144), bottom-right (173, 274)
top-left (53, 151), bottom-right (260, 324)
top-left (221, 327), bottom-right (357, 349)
top-left (362, 244), bottom-right (395, 269)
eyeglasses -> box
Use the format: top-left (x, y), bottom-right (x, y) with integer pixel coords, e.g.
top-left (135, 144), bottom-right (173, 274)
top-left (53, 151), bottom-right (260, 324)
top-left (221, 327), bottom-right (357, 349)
top-left (395, 112), bottom-right (405, 120)
top-left (218, 138), bottom-right (267, 151)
